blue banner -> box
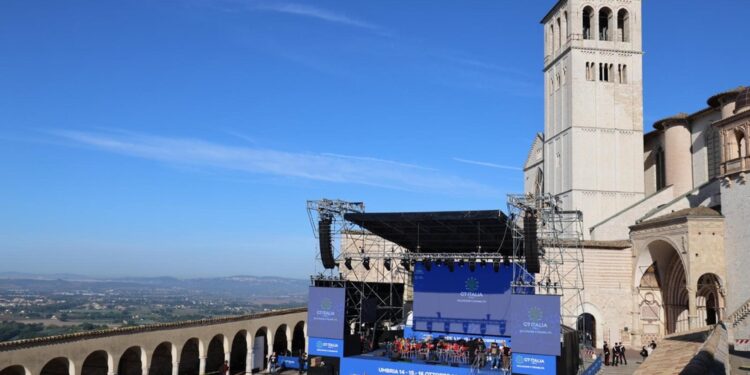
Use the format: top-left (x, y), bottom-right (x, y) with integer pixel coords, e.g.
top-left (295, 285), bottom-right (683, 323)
top-left (341, 357), bottom-right (475, 375)
top-left (307, 286), bottom-right (345, 340)
top-left (308, 337), bottom-right (344, 357)
top-left (277, 356), bottom-right (307, 370)
top-left (509, 295), bottom-right (561, 356)
top-left (512, 353), bottom-right (556, 375)
top-left (412, 262), bottom-right (514, 336)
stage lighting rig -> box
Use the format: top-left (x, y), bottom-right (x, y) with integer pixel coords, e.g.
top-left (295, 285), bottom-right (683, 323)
top-left (424, 258), bottom-right (432, 271)
top-left (447, 259), bottom-right (455, 272)
top-left (493, 259), bottom-right (500, 272)
top-left (344, 258), bottom-right (353, 270)
top-left (363, 257), bottom-right (371, 270)
top-left (480, 259), bottom-right (487, 268)
top-left (400, 259), bottom-right (410, 271)
top-left (384, 258), bottom-right (392, 271)
top-left (469, 260), bottom-right (476, 272)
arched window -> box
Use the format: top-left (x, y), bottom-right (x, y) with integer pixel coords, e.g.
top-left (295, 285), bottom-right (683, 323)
top-left (617, 9), bottom-right (630, 42)
top-left (737, 129), bottom-right (747, 159)
top-left (585, 62), bottom-right (590, 81)
top-left (550, 24), bottom-right (556, 53)
top-left (608, 64), bottom-right (614, 82)
top-left (582, 7), bottom-right (594, 40)
top-left (589, 62), bottom-right (596, 81)
top-left (599, 7), bottom-right (613, 41)
top-left (557, 17), bottom-right (562, 50)
top-left (621, 64), bottom-right (627, 83)
top-left (706, 128), bottom-right (721, 178)
top-left (564, 12), bottom-right (569, 39)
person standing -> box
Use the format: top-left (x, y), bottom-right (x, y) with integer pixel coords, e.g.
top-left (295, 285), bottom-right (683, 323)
top-left (619, 343), bottom-right (627, 365)
top-left (640, 346), bottom-right (649, 362)
top-left (220, 360), bottom-right (229, 375)
top-left (489, 342), bottom-right (500, 369)
top-left (603, 342), bottom-right (610, 366)
top-left (501, 343), bottom-right (511, 374)
top-left (297, 352), bottom-right (306, 375)
top-left (612, 343), bottom-right (619, 366)
top-left (269, 352), bottom-right (278, 374)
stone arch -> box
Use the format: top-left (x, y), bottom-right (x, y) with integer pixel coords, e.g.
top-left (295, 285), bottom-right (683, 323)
top-left (582, 6), bottom-right (594, 40)
top-left (617, 8), bottom-right (630, 42)
top-left (81, 350), bottom-right (112, 375)
top-left (635, 239), bottom-right (689, 335)
top-left (253, 327), bottom-right (269, 371)
top-left (40, 357), bottom-right (73, 375)
top-left (573, 302), bottom-right (605, 348)
top-left (736, 128), bottom-right (747, 158)
top-left (697, 273), bottom-right (724, 326)
top-left (273, 324), bottom-right (290, 355)
top-left (178, 337), bottom-right (204, 375)
top-left (150, 342), bottom-right (175, 375)
top-left (0, 365), bottom-right (31, 375)
top-left (598, 7), bottom-right (613, 41)
top-left (205, 334), bottom-right (227, 375)
top-left (118, 346), bottom-right (146, 375)
top-left (230, 330), bottom-right (248, 375)
top-left (577, 313), bottom-right (596, 347)
top-left (292, 321), bottom-right (306, 355)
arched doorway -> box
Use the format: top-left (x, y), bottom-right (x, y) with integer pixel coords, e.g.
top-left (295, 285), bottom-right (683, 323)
top-left (635, 240), bottom-right (689, 337)
top-left (205, 335), bottom-right (226, 375)
top-left (150, 342), bottom-right (173, 375)
top-left (253, 328), bottom-right (269, 371)
top-left (292, 321), bottom-right (306, 355)
top-left (118, 347), bottom-right (144, 375)
top-left (179, 338), bottom-right (202, 375)
top-left (230, 331), bottom-right (248, 375)
top-left (0, 365), bottom-right (29, 375)
top-left (81, 350), bottom-right (110, 375)
top-left (40, 357), bottom-right (71, 375)
top-left (576, 313), bottom-right (596, 348)
top-left (273, 325), bottom-right (289, 355)
top-left (697, 273), bottom-right (723, 326)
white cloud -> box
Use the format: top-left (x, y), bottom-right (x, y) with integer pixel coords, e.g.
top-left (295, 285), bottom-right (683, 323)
top-left (256, 3), bottom-right (383, 32)
top-left (453, 157), bottom-right (521, 171)
top-left (53, 130), bottom-right (500, 196)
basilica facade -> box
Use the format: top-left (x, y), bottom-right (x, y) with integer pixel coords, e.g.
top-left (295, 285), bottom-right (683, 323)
top-left (526, 0), bottom-right (750, 348)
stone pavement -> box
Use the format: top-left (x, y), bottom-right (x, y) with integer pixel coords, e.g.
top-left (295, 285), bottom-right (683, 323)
top-left (596, 348), bottom-right (641, 375)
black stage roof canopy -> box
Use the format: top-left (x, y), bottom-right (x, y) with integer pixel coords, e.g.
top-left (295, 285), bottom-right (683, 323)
top-left (343, 210), bottom-right (514, 254)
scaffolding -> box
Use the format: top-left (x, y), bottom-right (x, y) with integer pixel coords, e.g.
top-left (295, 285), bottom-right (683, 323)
top-left (507, 193), bottom-right (586, 327)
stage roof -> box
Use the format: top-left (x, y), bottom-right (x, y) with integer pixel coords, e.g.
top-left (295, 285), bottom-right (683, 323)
top-left (343, 210), bottom-right (514, 254)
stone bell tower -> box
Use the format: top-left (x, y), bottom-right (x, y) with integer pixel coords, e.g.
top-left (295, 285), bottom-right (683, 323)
top-left (541, 0), bottom-right (645, 236)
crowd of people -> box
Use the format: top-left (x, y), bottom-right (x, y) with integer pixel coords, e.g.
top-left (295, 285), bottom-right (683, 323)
top-left (384, 336), bottom-right (512, 372)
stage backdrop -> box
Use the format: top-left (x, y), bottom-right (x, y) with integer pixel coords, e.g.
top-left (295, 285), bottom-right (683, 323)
top-left (412, 261), bottom-right (513, 336)
top-left (307, 286), bottom-right (346, 340)
top-left (509, 294), bottom-right (561, 356)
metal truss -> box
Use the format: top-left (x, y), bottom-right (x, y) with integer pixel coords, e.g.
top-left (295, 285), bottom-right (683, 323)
top-left (507, 193), bottom-right (586, 327)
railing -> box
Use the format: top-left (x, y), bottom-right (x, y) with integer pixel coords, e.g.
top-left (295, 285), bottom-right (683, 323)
top-left (727, 296), bottom-right (750, 327)
top-left (0, 307), bottom-right (306, 351)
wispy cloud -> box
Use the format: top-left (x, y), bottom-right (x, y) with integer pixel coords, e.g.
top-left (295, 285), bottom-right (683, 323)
top-left (255, 3), bottom-right (387, 34)
top-left (52, 130), bottom-right (499, 196)
top-left (453, 157), bottom-right (521, 171)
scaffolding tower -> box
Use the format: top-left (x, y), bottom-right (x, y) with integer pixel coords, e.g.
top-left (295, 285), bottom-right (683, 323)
top-left (507, 193), bottom-right (586, 326)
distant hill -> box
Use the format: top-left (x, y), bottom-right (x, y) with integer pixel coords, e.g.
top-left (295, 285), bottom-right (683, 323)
top-left (0, 273), bottom-right (308, 300)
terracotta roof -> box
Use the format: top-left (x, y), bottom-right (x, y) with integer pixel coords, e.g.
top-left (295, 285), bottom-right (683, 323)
top-left (652, 112), bottom-right (689, 130)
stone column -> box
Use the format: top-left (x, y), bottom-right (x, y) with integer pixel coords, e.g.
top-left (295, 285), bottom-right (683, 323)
top-left (171, 362), bottom-right (179, 375)
top-left (245, 349), bottom-right (254, 375)
top-left (688, 289), bottom-right (699, 330)
top-left (141, 367), bottom-right (149, 375)
top-left (662, 120), bottom-right (693, 195)
top-left (199, 356), bottom-right (206, 375)
top-left (224, 351), bottom-right (230, 369)
top-left (632, 287), bottom-right (641, 347)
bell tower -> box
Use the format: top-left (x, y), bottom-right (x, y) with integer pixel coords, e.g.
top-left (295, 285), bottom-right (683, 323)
top-left (541, 0), bottom-right (645, 236)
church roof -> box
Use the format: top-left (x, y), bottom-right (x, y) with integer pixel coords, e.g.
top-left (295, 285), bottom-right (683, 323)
top-left (523, 132), bottom-right (544, 171)
top-left (634, 207), bottom-right (722, 228)
top-left (735, 87), bottom-right (750, 112)
top-left (707, 86), bottom-right (746, 108)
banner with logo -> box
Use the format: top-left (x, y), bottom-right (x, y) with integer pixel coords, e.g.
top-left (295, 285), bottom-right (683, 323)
top-left (412, 261), bottom-right (512, 336)
top-left (512, 353), bottom-right (556, 375)
top-left (509, 295), bottom-right (561, 356)
top-left (307, 286), bottom-right (345, 340)
top-left (308, 337), bottom-right (344, 357)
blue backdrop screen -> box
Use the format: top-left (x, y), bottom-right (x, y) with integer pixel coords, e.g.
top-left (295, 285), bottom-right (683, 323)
top-left (307, 287), bottom-right (345, 340)
top-left (412, 262), bottom-right (513, 335)
top-left (509, 295), bottom-right (561, 356)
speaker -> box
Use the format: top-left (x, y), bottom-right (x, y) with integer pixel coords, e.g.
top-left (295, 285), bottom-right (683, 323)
top-left (319, 217), bottom-right (335, 269)
top-left (362, 297), bottom-right (378, 323)
top-left (523, 211), bottom-right (540, 273)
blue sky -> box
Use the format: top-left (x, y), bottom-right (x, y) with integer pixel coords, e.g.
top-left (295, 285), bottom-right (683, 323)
top-left (1, 1), bottom-right (747, 278)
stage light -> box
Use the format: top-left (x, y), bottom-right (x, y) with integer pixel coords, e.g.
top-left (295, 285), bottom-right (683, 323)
top-left (424, 259), bottom-right (432, 271)
top-left (384, 258), bottom-right (392, 271)
top-left (469, 260), bottom-right (476, 272)
top-left (447, 259), bottom-right (455, 272)
top-left (503, 256), bottom-right (510, 266)
top-left (493, 259), bottom-right (500, 272)
top-left (363, 257), bottom-right (371, 270)
top-left (400, 259), bottom-right (410, 271)
top-left (480, 259), bottom-right (487, 268)
top-left (344, 258), bottom-right (353, 270)
top-left (459, 259), bottom-right (465, 267)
